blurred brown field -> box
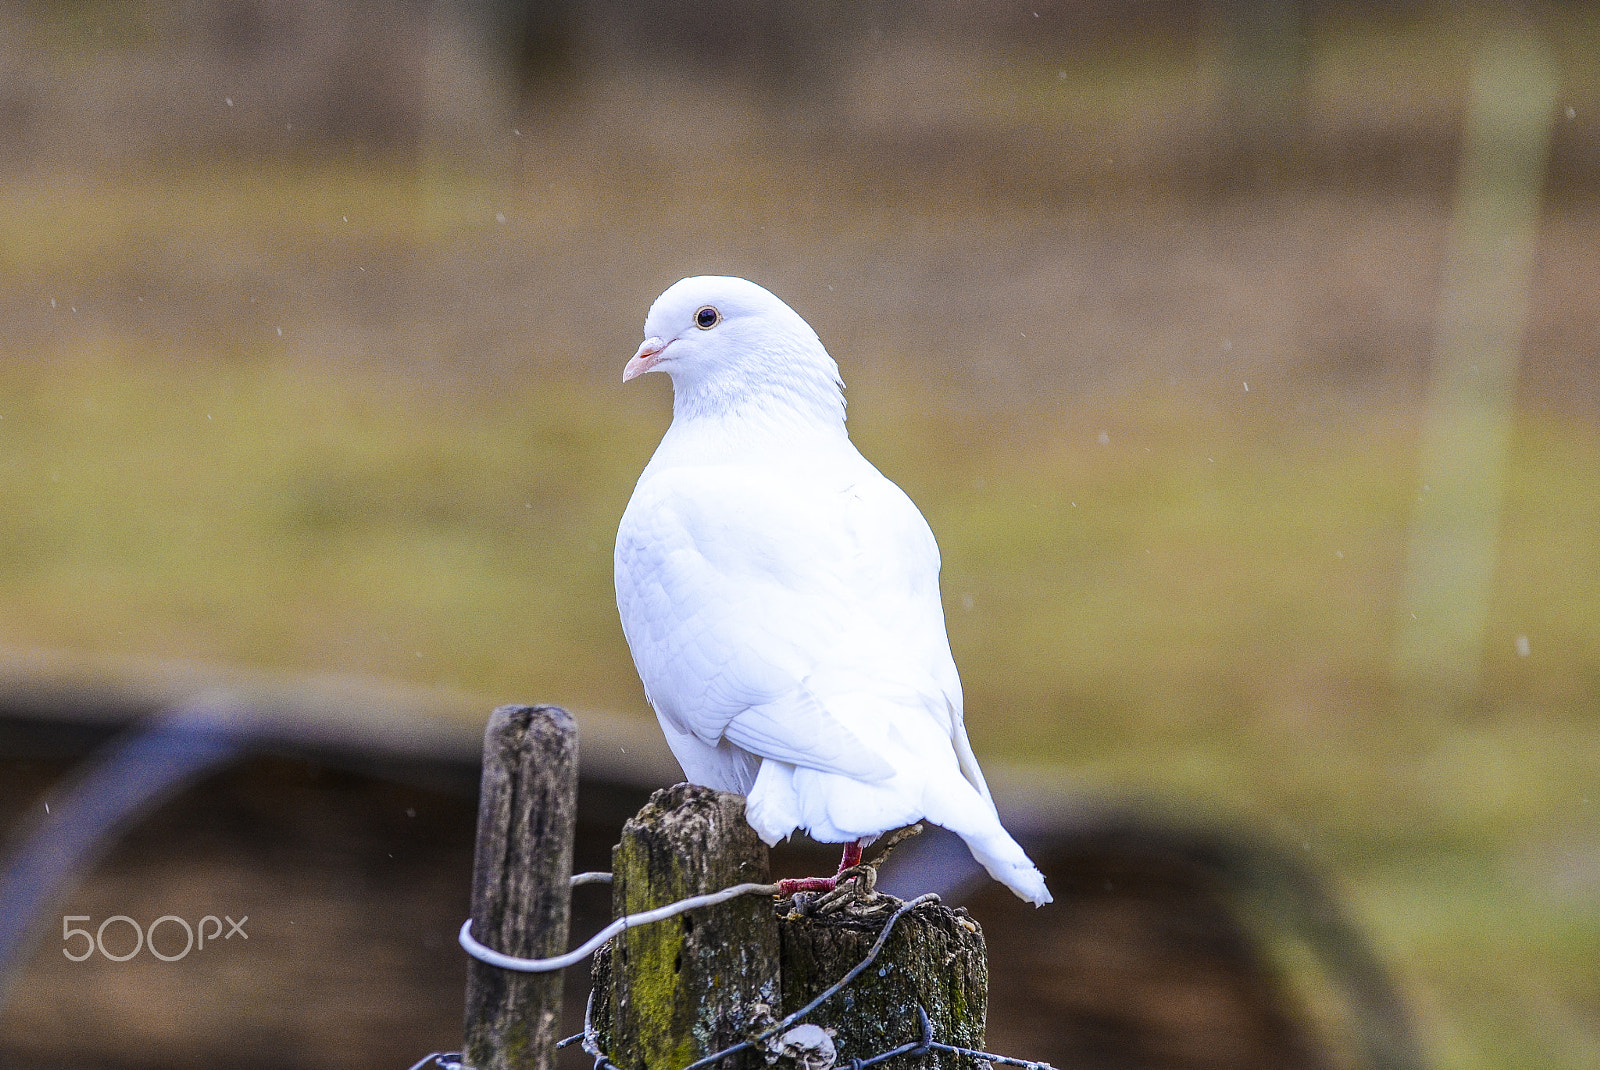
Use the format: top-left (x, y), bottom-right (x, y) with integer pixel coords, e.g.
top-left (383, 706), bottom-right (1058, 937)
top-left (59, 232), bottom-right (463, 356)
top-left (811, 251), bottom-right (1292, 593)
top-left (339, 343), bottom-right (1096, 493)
top-left (1, 2), bottom-right (1598, 1069)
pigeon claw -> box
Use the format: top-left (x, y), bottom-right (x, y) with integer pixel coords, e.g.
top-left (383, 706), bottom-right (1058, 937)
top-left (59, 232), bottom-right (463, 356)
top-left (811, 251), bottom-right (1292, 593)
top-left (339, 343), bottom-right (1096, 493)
top-left (774, 837), bottom-right (869, 896)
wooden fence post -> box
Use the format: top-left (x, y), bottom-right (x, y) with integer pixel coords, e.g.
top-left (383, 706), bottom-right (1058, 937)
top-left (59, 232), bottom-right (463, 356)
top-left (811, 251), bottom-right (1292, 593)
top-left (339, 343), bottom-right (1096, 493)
top-left (780, 900), bottom-right (988, 1070)
top-left (593, 784), bottom-right (781, 1070)
top-left (592, 784), bottom-right (988, 1070)
top-left (463, 704), bottom-right (579, 1070)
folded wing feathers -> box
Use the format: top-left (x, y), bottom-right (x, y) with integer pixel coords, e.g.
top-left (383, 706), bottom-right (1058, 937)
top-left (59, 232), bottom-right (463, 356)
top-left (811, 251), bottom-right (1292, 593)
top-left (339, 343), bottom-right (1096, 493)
top-left (723, 690), bottom-right (896, 783)
top-left (619, 462), bottom-right (953, 758)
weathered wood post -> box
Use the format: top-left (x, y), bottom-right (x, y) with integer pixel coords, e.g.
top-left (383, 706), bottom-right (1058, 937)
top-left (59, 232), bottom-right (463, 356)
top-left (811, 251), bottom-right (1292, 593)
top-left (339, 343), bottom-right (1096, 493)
top-left (463, 704), bottom-right (579, 1070)
top-left (593, 784), bottom-right (781, 1070)
top-left (780, 900), bottom-right (988, 1070)
top-left (593, 785), bottom-right (988, 1070)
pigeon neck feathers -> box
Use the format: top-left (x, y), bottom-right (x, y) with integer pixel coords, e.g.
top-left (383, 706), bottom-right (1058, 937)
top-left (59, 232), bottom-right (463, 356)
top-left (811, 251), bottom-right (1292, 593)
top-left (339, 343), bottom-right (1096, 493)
top-left (641, 276), bottom-right (847, 438)
top-left (668, 333), bottom-right (846, 438)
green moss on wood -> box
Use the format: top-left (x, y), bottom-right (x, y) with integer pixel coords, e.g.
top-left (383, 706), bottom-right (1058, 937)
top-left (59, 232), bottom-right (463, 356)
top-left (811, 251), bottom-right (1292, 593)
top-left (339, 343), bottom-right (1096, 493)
top-left (604, 786), bottom-right (780, 1070)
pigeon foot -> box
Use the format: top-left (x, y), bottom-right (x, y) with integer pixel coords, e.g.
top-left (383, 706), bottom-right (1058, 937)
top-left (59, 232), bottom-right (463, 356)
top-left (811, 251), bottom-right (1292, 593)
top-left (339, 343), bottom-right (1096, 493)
top-left (775, 838), bottom-right (866, 896)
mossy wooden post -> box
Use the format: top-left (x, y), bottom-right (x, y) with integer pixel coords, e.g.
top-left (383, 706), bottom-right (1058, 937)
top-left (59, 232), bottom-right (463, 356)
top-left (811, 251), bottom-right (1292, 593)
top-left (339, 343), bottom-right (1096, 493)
top-left (779, 900), bottom-right (989, 1070)
top-left (463, 705), bottom-right (579, 1070)
top-left (592, 784), bottom-right (988, 1070)
top-left (593, 784), bottom-right (780, 1070)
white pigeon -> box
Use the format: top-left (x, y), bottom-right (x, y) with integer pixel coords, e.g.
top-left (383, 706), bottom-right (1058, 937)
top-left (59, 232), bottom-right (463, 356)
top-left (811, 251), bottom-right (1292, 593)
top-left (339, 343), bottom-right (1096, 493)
top-left (614, 275), bottom-right (1051, 906)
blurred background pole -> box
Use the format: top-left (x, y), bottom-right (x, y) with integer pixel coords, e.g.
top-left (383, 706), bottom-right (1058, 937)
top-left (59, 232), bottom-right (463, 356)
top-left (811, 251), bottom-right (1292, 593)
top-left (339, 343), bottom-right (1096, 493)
top-left (1218, 0), bottom-right (1311, 190)
top-left (1394, 26), bottom-right (1558, 696)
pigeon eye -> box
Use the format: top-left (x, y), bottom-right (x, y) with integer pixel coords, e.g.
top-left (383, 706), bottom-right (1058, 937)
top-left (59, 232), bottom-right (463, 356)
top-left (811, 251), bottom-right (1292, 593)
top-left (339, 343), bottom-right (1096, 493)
top-left (695, 305), bottom-right (720, 330)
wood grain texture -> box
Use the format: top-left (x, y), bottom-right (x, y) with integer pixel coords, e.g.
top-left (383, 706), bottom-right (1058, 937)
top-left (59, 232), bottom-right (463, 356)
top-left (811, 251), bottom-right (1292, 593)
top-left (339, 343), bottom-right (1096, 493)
top-left (600, 784), bottom-right (780, 1070)
top-left (463, 704), bottom-right (579, 1070)
top-left (779, 898), bottom-right (988, 1070)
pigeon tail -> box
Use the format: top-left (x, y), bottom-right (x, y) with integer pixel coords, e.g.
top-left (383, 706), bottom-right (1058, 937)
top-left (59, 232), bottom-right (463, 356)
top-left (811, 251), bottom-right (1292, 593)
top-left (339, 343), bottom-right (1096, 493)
top-left (744, 757), bottom-right (1052, 907)
top-left (950, 828), bottom-right (1053, 907)
top-left (920, 778), bottom-right (1053, 907)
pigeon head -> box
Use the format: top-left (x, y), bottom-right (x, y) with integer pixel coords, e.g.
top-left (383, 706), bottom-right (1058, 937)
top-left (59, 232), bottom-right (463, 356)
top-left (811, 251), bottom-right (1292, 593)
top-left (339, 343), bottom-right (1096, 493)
top-left (625, 276), bottom-right (845, 428)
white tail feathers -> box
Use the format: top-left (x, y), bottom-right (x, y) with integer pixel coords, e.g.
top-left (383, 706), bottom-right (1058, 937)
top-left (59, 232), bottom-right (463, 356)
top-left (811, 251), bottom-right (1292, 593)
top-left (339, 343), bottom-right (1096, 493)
top-left (920, 778), bottom-right (1053, 906)
top-left (744, 756), bottom-right (1053, 906)
top-left (956, 831), bottom-right (1053, 906)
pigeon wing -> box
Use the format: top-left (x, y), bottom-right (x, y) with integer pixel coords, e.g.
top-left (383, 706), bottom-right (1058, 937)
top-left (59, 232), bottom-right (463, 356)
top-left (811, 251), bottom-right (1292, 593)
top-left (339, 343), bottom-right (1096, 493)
top-left (616, 457), bottom-right (956, 783)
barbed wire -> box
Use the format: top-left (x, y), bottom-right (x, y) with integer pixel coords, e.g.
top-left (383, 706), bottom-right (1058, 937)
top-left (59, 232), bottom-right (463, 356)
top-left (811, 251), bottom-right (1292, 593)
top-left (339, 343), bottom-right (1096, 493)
top-left (427, 872), bottom-right (1057, 1070)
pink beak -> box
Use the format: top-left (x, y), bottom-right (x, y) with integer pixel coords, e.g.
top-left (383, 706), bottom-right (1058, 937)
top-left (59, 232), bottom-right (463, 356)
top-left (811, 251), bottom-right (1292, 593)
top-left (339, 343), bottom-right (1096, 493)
top-left (624, 337), bottom-right (668, 382)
